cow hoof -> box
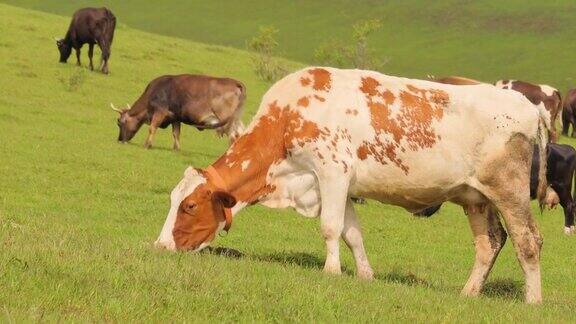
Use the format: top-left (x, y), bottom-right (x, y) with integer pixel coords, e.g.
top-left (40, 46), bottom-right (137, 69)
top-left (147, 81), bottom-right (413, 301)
top-left (565, 226), bottom-right (575, 235)
top-left (323, 265), bottom-right (342, 276)
top-left (358, 268), bottom-right (374, 280)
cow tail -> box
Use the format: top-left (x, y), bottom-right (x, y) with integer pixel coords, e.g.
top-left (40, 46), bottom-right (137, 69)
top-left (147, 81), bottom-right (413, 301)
top-left (536, 103), bottom-right (550, 210)
top-left (217, 82), bottom-right (246, 142)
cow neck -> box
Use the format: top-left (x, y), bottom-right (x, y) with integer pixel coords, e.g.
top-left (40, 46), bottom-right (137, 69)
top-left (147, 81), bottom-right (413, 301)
top-left (210, 119), bottom-right (287, 205)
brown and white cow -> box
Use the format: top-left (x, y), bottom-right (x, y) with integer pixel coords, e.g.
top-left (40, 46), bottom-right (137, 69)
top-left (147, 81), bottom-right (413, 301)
top-left (495, 80), bottom-right (561, 142)
top-left (156, 67), bottom-right (550, 303)
top-left (112, 74), bottom-right (245, 150)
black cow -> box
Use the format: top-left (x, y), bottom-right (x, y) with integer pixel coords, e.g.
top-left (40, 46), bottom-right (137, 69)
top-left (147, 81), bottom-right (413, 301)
top-left (55, 7), bottom-right (116, 74)
top-left (415, 143), bottom-right (576, 234)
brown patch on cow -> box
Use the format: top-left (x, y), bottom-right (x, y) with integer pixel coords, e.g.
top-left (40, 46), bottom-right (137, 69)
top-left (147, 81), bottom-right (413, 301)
top-left (297, 96), bottom-right (310, 107)
top-left (358, 78), bottom-right (448, 173)
top-left (502, 80), bottom-right (509, 85)
top-left (300, 77), bottom-right (311, 87)
top-left (212, 101), bottom-right (320, 203)
top-left (357, 144), bottom-right (369, 160)
top-left (307, 68), bottom-right (332, 92)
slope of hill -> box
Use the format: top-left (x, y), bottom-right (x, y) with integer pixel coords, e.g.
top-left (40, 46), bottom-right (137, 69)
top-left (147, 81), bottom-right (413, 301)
top-left (0, 3), bottom-right (575, 322)
top-left (3, 0), bottom-right (576, 89)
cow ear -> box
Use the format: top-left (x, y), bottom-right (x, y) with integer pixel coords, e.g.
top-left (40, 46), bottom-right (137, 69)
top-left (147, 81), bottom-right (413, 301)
top-left (212, 191), bottom-right (236, 208)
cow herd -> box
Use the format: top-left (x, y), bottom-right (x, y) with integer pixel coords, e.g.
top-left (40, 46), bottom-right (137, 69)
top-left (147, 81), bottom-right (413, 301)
top-left (57, 7), bottom-right (576, 304)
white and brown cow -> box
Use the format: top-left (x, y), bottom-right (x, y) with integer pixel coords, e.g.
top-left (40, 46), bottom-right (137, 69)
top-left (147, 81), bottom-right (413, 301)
top-left (156, 67), bottom-right (550, 304)
top-left (495, 80), bottom-right (561, 142)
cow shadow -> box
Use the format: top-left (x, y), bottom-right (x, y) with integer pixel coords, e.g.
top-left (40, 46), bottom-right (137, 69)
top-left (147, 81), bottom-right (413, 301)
top-left (253, 251), bottom-right (336, 271)
top-left (481, 278), bottom-right (523, 301)
top-left (201, 246), bottom-right (245, 259)
top-left (376, 269), bottom-right (432, 288)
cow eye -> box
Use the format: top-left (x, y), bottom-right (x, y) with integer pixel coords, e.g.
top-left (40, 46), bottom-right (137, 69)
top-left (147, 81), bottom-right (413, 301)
top-left (184, 203), bottom-right (197, 214)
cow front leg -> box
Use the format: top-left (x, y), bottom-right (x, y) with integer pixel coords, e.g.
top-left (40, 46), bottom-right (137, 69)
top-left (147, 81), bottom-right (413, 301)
top-left (172, 122), bottom-right (181, 151)
top-left (75, 47), bottom-right (81, 66)
top-left (462, 206), bottom-right (507, 297)
top-left (144, 113), bottom-right (163, 149)
top-left (88, 43), bottom-right (95, 71)
top-left (557, 187), bottom-right (575, 235)
top-left (318, 176), bottom-right (350, 275)
top-left (342, 199), bottom-right (374, 280)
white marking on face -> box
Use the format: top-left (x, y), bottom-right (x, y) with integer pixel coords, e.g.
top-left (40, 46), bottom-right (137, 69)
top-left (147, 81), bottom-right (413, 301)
top-left (155, 167), bottom-right (206, 251)
top-left (241, 160), bottom-right (251, 172)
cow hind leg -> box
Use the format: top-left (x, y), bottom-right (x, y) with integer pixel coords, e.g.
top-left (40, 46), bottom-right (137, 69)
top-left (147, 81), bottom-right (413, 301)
top-left (172, 122), bottom-right (181, 151)
top-left (461, 205), bottom-right (506, 297)
top-left (88, 43), bottom-right (95, 71)
top-left (476, 134), bottom-right (542, 304)
top-left (342, 199), bottom-right (373, 280)
top-left (318, 173), bottom-right (351, 275)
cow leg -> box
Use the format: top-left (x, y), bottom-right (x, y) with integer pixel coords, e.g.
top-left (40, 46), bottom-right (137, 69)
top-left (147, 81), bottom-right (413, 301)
top-left (88, 43), bottom-right (95, 71)
top-left (342, 199), bottom-right (374, 280)
top-left (99, 41), bottom-right (110, 74)
top-left (556, 186), bottom-right (575, 235)
top-left (75, 47), bottom-right (81, 66)
top-left (318, 175), bottom-right (350, 275)
top-left (461, 206), bottom-right (507, 297)
top-left (144, 113), bottom-right (163, 149)
top-left (562, 108), bottom-right (570, 136)
top-left (172, 122), bottom-right (181, 151)
top-left (478, 135), bottom-right (542, 303)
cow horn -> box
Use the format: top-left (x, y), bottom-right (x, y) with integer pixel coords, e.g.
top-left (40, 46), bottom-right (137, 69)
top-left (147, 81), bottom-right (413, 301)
top-left (110, 103), bottom-right (123, 113)
top-left (126, 103), bottom-right (131, 109)
top-left (54, 37), bottom-right (61, 41)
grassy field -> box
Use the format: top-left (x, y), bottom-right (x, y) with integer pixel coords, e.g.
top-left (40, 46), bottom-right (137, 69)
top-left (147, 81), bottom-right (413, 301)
top-left (3, 0), bottom-right (576, 90)
top-left (1, 3), bottom-right (576, 322)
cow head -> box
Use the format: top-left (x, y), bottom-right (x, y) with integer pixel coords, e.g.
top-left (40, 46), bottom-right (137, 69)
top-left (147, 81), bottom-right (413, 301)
top-left (55, 38), bottom-right (72, 63)
top-left (111, 103), bottom-right (144, 143)
top-left (155, 167), bottom-right (236, 252)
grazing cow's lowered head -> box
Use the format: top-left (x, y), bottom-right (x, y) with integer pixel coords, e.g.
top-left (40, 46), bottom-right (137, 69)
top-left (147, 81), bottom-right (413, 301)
top-left (55, 38), bottom-right (72, 63)
top-left (155, 167), bottom-right (236, 251)
top-left (111, 104), bottom-right (145, 143)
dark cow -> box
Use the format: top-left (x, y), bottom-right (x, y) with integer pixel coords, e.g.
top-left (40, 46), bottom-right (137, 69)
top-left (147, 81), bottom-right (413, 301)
top-left (415, 143), bottom-right (576, 235)
top-left (495, 80), bottom-right (562, 142)
top-left (111, 74), bottom-right (246, 150)
top-left (55, 7), bottom-right (116, 74)
top-left (562, 89), bottom-right (576, 137)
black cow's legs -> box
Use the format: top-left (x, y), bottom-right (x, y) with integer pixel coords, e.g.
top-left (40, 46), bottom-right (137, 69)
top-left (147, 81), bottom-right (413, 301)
top-left (75, 47), bottom-right (81, 66)
top-left (88, 43), bottom-right (95, 71)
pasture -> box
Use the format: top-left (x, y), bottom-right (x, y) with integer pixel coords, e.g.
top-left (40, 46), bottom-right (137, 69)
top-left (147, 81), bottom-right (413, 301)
top-left (0, 2), bottom-right (575, 322)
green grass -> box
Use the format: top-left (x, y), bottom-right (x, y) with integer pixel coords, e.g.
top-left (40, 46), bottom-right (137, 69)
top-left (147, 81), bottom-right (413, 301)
top-left (1, 3), bottom-right (576, 322)
top-left (3, 0), bottom-right (576, 90)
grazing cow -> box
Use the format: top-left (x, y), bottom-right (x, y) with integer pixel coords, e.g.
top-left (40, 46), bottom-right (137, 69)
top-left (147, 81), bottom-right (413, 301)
top-left (155, 67), bottom-right (549, 303)
top-left (112, 74), bottom-right (245, 150)
top-left (55, 7), bottom-right (116, 74)
top-left (416, 143), bottom-right (576, 235)
top-left (427, 75), bottom-right (484, 85)
top-left (495, 80), bottom-right (562, 142)
top-left (562, 89), bottom-right (576, 137)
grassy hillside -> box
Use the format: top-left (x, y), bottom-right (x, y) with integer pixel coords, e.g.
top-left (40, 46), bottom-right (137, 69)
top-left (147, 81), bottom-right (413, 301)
top-left (1, 3), bottom-right (576, 322)
top-left (3, 0), bottom-right (576, 90)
